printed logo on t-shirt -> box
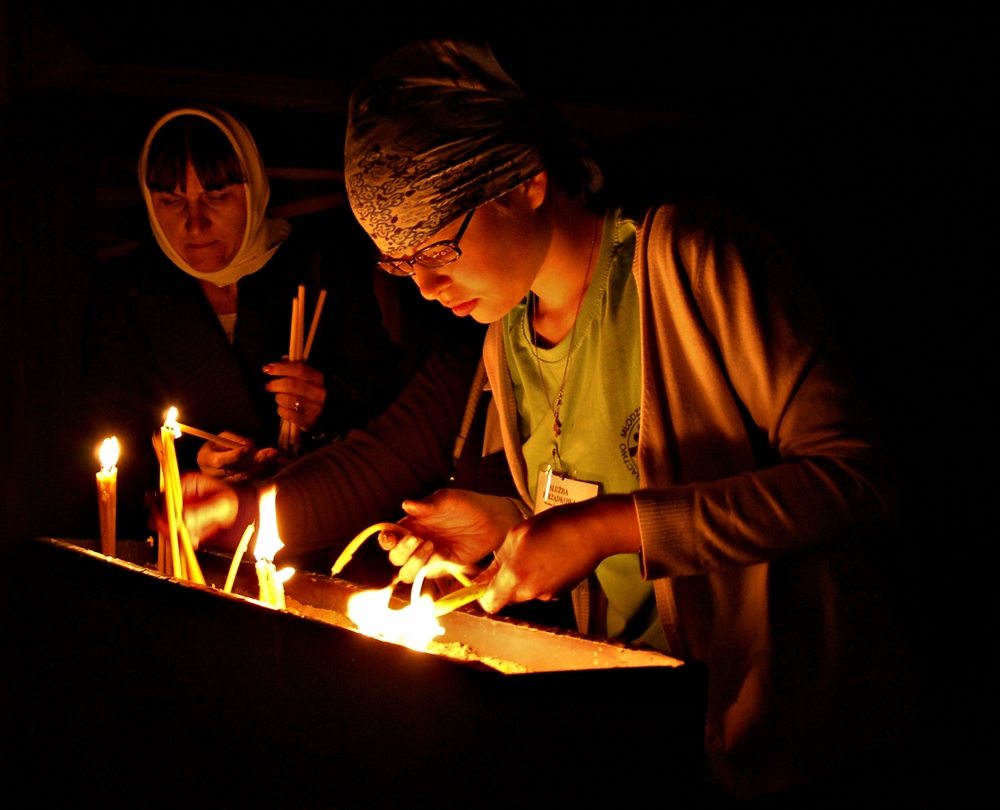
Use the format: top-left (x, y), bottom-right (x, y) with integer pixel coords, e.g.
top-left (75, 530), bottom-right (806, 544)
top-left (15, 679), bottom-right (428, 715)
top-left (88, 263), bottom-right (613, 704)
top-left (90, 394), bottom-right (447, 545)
top-left (619, 407), bottom-right (640, 480)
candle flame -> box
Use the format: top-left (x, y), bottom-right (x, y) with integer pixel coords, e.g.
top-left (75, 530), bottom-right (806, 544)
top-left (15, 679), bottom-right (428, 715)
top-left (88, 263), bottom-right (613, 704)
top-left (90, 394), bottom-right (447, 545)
top-left (99, 436), bottom-right (119, 473)
top-left (254, 485), bottom-right (284, 562)
top-left (347, 567), bottom-right (445, 652)
top-left (348, 589), bottom-right (444, 652)
top-left (274, 567), bottom-right (296, 584)
top-left (163, 407), bottom-right (181, 438)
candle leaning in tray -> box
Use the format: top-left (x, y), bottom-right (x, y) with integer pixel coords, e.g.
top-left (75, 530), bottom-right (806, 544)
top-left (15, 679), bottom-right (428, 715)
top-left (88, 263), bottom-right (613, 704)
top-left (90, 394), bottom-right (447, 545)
top-left (96, 437), bottom-right (119, 557)
top-left (224, 522), bottom-right (256, 594)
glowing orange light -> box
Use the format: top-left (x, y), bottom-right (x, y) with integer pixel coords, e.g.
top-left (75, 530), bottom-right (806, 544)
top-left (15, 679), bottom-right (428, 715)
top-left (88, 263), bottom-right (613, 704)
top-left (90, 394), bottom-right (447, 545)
top-left (253, 486), bottom-right (293, 609)
top-left (163, 407), bottom-right (181, 438)
top-left (98, 437), bottom-right (119, 474)
top-left (347, 568), bottom-right (444, 652)
top-left (254, 486), bottom-right (284, 562)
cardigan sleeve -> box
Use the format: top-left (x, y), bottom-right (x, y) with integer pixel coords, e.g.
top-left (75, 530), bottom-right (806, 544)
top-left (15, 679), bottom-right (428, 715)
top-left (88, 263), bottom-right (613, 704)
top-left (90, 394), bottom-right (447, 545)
top-left (273, 350), bottom-right (479, 555)
top-left (633, 202), bottom-right (899, 579)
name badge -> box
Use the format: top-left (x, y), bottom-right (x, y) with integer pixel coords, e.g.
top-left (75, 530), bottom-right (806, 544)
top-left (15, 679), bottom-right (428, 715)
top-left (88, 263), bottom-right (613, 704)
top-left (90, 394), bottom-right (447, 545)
top-left (534, 466), bottom-right (600, 513)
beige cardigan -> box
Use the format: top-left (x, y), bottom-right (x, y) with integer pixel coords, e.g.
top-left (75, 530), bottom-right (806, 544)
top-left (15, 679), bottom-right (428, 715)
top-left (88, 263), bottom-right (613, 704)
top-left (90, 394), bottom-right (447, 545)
top-left (483, 202), bottom-right (915, 797)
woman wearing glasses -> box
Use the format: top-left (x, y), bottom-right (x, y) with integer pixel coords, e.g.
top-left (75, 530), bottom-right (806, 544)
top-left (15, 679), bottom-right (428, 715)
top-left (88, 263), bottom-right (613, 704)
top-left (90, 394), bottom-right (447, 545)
top-left (184, 41), bottom-right (913, 799)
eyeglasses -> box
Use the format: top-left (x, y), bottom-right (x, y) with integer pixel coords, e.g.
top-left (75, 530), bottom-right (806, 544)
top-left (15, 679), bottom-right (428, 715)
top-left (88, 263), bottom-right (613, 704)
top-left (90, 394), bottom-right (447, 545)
top-left (376, 209), bottom-right (475, 277)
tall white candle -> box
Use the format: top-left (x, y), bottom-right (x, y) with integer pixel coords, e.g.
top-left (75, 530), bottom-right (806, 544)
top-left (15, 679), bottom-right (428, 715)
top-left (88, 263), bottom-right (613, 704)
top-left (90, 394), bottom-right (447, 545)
top-left (96, 437), bottom-right (119, 557)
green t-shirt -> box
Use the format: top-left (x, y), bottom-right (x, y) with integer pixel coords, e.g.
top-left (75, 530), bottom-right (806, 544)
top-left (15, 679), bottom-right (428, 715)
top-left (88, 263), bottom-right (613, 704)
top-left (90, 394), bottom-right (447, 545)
top-left (503, 210), bottom-right (667, 651)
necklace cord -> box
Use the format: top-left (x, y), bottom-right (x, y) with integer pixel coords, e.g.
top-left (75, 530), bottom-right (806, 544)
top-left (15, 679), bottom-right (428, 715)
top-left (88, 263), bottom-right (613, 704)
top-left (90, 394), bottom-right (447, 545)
top-left (529, 216), bottom-right (599, 439)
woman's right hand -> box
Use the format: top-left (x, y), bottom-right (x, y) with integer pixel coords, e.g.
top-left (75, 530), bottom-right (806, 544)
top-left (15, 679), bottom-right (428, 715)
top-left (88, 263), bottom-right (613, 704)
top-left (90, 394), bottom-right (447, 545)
top-left (379, 489), bottom-right (525, 583)
top-left (196, 432), bottom-right (278, 480)
top-left (179, 473), bottom-right (239, 548)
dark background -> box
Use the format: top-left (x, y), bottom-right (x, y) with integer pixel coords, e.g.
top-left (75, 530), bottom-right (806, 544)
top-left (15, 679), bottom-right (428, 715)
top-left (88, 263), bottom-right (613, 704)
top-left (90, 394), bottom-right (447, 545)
top-left (0, 3), bottom-right (986, 803)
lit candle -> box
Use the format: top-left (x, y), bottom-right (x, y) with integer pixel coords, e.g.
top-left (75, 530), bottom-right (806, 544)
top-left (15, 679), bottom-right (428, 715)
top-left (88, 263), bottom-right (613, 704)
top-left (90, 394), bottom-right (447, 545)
top-left (161, 409), bottom-right (183, 577)
top-left (253, 486), bottom-right (294, 608)
top-left (96, 437), bottom-right (119, 557)
top-left (157, 407), bottom-right (205, 585)
top-left (273, 567), bottom-right (294, 610)
top-left (347, 566), bottom-right (445, 652)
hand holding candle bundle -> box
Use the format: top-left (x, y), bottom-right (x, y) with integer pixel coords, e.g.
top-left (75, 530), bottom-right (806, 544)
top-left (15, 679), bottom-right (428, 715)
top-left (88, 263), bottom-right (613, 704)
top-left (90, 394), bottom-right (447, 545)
top-left (275, 285), bottom-right (327, 457)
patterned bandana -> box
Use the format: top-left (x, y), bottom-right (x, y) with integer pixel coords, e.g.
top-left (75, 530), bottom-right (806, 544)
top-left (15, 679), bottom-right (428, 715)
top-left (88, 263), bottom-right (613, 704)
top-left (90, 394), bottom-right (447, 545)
top-left (345, 40), bottom-right (545, 256)
top-left (139, 107), bottom-right (291, 287)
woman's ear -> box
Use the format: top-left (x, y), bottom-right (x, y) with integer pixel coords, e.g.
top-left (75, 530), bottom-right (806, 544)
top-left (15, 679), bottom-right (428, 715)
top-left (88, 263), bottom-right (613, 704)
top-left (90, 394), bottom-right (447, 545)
top-left (523, 171), bottom-right (548, 211)
top-left (492, 171), bottom-right (548, 212)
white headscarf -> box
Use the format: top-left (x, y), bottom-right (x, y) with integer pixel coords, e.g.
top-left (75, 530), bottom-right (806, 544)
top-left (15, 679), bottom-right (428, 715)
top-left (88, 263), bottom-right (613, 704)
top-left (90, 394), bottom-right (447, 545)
top-left (139, 107), bottom-right (291, 287)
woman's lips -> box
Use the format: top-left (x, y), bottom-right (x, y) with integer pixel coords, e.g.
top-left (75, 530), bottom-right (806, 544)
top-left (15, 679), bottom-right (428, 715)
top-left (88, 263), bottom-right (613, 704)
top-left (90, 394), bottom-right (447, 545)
top-left (447, 299), bottom-right (478, 317)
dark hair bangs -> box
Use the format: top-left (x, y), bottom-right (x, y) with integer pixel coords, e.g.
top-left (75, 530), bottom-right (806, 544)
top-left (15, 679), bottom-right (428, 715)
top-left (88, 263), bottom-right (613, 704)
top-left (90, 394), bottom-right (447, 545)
top-left (145, 115), bottom-right (245, 193)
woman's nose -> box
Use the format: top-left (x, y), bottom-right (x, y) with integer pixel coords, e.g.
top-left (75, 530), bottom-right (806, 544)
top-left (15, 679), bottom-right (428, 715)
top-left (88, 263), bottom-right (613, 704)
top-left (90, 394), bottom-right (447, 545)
top-left (411, 265), bottom-right (450, 300)
top-left (185, 201), bottom-right (210, 234)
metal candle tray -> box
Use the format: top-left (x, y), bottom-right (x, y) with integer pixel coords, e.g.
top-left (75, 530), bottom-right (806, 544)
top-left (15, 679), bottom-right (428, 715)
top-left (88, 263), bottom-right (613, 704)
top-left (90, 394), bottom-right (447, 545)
top-left (5, 536), bottom-right (707, 807)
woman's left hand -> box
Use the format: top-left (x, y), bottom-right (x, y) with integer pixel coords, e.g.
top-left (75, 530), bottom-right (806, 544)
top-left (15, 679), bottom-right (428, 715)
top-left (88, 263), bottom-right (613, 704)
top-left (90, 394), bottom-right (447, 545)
top-left (381, 489), bottom-right (525, 584)
top-left (264, 361), bottom-right (327, 429)
top-left (478, 495), bottom-right (642, 614)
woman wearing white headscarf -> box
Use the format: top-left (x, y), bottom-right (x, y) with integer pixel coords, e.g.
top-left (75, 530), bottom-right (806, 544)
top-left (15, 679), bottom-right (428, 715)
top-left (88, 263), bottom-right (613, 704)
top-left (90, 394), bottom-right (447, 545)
top-left (84, 107), bottom-right (402, 536)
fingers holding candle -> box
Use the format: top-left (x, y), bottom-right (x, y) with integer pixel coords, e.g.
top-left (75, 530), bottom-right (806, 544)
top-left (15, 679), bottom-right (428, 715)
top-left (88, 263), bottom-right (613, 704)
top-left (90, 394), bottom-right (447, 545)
top-left (386, 532), bottom-right (426, 567)
top-left (389, 490), bottom-right (523, 571)
top-left (478, 496), bottom-right (641, 614)
top-left (373, 490), bottom-right (523, 585)
top-left (196, 432), bottom-right (277, 480)
top-left (196, 433), bottom-right (251, 477)
top-left (276, 285), bottom-right (313, 455)
top-left (397, 538), bottom-right (438, 584)
top-left (375, 529), bottom-right (474, 590)
top-left (377, 528), bottom-right (401, 551)
top-left (264, 361), bottom-right (326, 428)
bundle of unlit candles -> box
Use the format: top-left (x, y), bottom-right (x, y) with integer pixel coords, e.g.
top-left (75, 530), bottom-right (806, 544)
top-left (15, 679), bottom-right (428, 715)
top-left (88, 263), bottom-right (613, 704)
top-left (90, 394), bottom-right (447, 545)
top-left (279, 284), bottom-right (327, 456)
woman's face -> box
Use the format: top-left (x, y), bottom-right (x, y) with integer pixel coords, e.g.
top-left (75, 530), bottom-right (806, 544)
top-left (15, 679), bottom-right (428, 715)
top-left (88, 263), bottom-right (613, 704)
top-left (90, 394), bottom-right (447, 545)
top-left (404, 179), bottom-right (551, 324)
top-left (151, 161), bottom-right (247, 273)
